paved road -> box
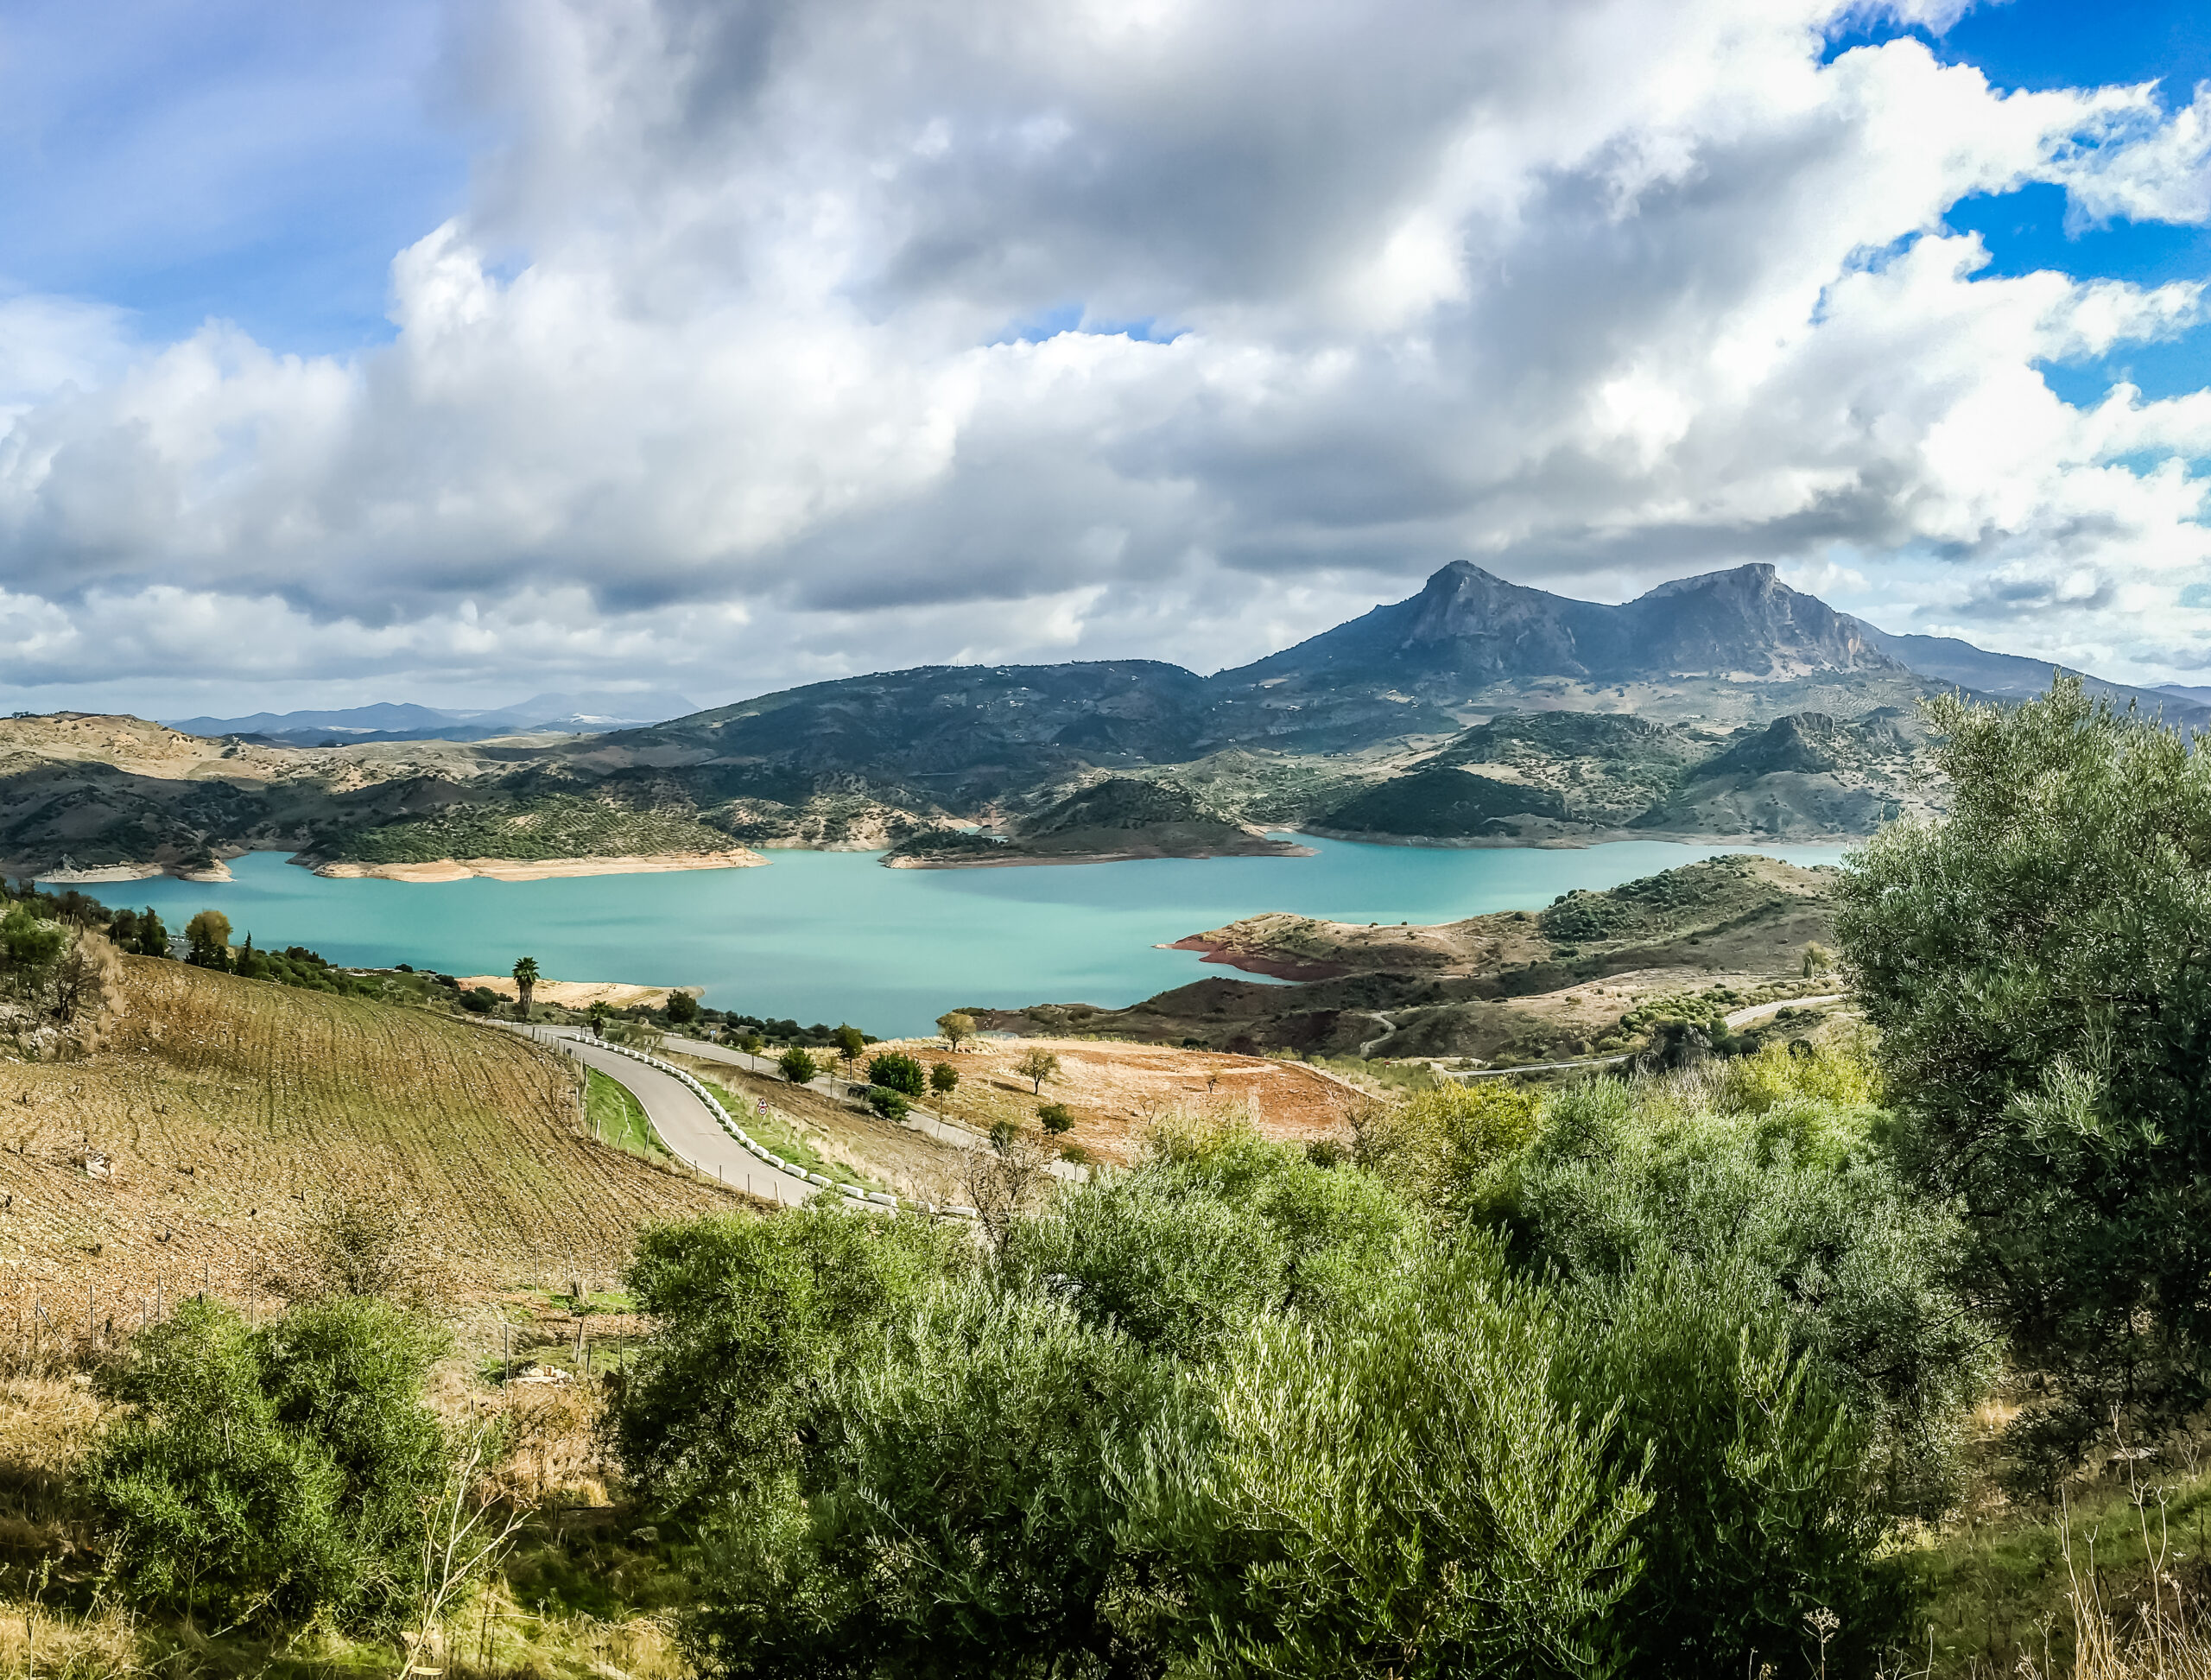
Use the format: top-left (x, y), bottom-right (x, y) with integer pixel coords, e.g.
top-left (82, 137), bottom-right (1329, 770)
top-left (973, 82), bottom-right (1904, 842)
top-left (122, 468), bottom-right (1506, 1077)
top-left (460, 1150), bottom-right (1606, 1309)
top-left (506, 1024), bottom-right (820, 1206)
top-left (1722, 992), bottom-right (1845, 1030)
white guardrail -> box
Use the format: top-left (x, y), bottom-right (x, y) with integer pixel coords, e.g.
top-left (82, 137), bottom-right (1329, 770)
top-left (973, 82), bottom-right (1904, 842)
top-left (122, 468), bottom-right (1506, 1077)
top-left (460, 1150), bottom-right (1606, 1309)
top-left (586, 1040), bottom-right (979, 1222)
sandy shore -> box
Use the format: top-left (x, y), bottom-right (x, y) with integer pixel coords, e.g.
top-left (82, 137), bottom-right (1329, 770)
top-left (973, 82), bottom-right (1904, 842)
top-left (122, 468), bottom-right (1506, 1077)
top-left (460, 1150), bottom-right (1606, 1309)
top-left (40, 860), bottom-right (234, 884)
top-left (308, 847), bottom-right (767, 883)
top-left (456, 975), bottom-right (700, 1009)
top-left (887, 840), bottom-right (1316, 870)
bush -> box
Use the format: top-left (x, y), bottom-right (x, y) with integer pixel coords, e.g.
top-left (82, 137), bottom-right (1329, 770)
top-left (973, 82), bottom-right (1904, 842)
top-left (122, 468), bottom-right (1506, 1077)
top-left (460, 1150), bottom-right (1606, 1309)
top-left (1556, 1253), bottom-right (1910, 1676)
top-left (777, 1046), bottom-right (819, 1084)
top-left (866, 1086), bottom-right (910, 1120)
top-left (1837, 676), bottom-right (2211, 1474)
top-left (1351, 1080), bottom-right (1539, 1214)
top-left (0, 903), bottom-right (67, 986)
top-left (613, 1205), bottom-right (965, 1515)
top-left (1010, 1122), bottom-right (1414, 1360)
top-left (83, 1296), bottom-right (451, 1631)
top-left (1036, 1100), bottom-right (1074, 1134)
top-left (865, 1050), bottom-right (925, 1096)
top-left (685, 1281), bottom-right (1171, 1676)
top-left (663, 990), bottom-right (700, 1026)
top-left (1133, 1237), bottom-right (1649, 1678)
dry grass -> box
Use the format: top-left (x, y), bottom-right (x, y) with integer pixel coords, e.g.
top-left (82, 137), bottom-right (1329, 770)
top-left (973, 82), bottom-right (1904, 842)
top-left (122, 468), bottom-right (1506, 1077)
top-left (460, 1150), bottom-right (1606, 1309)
top-left (865, 1036), bottom-right (1362, 1164)
top-left (0, 956), bottom-right (734, 1328)
top-left (2008, 1487), bottom-right (2211, 1680)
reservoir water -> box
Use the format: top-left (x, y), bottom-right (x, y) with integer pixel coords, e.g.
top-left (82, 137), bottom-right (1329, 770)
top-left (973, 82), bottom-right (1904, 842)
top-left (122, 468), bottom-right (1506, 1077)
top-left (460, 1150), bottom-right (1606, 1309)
top-left (67, 839), bottom-right (1851, 1038)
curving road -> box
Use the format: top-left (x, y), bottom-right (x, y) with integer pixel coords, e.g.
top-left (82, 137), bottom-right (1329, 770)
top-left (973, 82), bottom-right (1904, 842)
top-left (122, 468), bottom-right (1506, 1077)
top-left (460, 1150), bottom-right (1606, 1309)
top-left (504, 1024), bottom-right (820, 1206)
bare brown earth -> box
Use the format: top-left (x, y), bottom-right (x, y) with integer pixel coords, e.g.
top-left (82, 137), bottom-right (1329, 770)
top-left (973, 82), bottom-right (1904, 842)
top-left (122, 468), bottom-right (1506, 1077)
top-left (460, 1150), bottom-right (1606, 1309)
top-left (0, 959), bottom-right (731, 1334)
top-left (976, 855), bottom-right (1841, 1066)
top-left (858, 1036), bottom-right (1363, 1165)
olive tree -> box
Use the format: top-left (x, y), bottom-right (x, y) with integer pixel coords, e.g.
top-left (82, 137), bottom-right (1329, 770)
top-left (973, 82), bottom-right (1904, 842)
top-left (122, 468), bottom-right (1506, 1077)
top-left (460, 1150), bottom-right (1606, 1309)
top-left (1836, 677), bottom-right (2211, 1476)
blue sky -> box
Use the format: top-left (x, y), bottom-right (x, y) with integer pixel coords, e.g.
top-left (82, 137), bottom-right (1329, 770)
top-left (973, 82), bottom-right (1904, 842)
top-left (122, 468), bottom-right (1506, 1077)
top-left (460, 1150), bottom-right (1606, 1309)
top-left (0, 0), bottom-right (473, 356)
top-left (0, 0), bottom-right (2208, 713)
top-left (1841, 0), bottom-right (2211, 406)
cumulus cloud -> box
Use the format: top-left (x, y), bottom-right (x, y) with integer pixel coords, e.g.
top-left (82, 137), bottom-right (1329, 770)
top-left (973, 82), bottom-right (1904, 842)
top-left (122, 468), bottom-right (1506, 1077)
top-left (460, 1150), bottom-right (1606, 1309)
top-left (3, 0), bottom-right (2211, 704)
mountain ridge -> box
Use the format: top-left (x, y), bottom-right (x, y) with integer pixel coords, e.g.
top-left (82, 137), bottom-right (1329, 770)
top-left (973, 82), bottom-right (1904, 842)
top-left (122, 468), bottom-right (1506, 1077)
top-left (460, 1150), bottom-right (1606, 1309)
top-left (2, 563), bottom-right (2192, 875)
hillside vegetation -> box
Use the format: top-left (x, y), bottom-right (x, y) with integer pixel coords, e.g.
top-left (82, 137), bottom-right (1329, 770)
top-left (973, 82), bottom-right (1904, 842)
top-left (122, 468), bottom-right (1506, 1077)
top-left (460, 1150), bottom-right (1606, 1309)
top-left (985, 854), bottom-right (1839, 1062)
top-left (0, 957), bottom-right (728, 1314)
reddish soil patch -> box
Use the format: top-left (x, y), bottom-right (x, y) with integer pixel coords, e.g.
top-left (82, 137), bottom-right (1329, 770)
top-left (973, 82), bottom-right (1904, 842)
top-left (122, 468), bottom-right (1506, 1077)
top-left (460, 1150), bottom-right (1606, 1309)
top-left (1163, 935), bottom-right (1352, 981)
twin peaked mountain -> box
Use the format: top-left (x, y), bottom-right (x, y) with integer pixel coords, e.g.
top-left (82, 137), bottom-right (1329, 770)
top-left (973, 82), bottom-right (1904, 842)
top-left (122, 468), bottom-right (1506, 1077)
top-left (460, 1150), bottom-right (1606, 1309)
top-left (602, 561), bottom-right (2167, 860)
top-left (0, 563), bottom-right (2182, 877)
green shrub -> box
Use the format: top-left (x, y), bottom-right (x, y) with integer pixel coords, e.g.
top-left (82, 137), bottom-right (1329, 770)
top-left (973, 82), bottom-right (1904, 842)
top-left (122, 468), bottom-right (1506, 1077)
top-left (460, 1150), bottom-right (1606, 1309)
top-left (83, 1296), bottom-right (451, 1631)
top-left (776, 1046), bottom-right (819, 1084)
top-left (1557, 1252), bottom-right (1910, 1677)
top-left (613, 1205), bottom-right (965, 1515)
top-left (1838, 676), bottom-right (2211, 1476)
top-left (1036, 1100), bottom-right (1074, 1133)
top-left (1011, 1123), bottom-right (1414, 1360)
top-left (0, 903), bottom-right (66, 992)
top-left (685, 1281), bottom-right (1171, 1677)
top-left (866, 1085), bottom-right (909, 1120)
top-left (1512, 1078), bottom-right (1986, 1521)
top-left (1131, 1236), bottom-right (1648, 1679)
top-left (1351, 1080), bottom-right (1539, 1214)
top-left (865, 1051), bottom-right (925, 1096)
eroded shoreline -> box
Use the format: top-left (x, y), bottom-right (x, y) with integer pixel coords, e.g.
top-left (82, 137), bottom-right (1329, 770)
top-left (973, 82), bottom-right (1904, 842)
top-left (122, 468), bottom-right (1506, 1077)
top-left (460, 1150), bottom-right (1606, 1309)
top-left (304, 848), bottom-right (769, 883)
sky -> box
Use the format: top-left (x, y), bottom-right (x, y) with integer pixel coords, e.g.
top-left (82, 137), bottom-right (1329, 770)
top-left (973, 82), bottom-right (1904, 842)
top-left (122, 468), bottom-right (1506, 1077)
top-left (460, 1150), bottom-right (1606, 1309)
top-left (3, 0), bottom-right (2211, 717)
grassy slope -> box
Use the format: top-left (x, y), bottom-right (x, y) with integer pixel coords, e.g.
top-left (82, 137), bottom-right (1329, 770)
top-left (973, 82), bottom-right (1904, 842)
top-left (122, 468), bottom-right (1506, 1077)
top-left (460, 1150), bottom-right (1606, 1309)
top-left (585, 1066), bottom-right (669, 1162)
top-left (0, 957), bottom-right (731, 1317)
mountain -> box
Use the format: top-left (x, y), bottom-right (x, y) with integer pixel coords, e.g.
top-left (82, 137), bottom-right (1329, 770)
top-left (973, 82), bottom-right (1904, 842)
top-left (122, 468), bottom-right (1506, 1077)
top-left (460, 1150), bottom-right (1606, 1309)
top-left (163, 702), bottom-right (461, 737)
top-left (162, 689), bottom-right (699, 745)
top-left (466, 690), bottom-right (700, 729)
top-left (8, 561), bottom-right (2192, 877)
top-left (1222, 561), bottom-right (1897, 694)
top-left (1853, 626), bottom-right (2193, 718)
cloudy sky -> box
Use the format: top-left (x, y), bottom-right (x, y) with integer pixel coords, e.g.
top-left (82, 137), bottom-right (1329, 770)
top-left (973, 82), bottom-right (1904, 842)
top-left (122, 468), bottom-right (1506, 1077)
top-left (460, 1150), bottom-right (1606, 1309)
top-left (3, 0), bottom-right (2210, 718)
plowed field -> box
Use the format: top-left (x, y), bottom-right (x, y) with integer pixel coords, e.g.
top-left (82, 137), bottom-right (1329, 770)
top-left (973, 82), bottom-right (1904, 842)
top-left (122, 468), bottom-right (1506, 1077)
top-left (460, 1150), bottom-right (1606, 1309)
top-left (0, 958), bottom-right (728, 1340)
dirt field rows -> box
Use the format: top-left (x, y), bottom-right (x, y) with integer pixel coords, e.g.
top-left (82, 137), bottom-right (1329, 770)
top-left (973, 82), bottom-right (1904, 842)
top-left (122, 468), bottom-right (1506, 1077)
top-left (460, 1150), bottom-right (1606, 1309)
top-left (0, 958), bottom-right (730, 1341)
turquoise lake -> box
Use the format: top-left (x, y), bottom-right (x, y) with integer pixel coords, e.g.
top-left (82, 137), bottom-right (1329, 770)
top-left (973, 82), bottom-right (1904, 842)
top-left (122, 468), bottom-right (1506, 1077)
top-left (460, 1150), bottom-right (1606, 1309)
top-left (64, 840), bottom-right (1851, 1037)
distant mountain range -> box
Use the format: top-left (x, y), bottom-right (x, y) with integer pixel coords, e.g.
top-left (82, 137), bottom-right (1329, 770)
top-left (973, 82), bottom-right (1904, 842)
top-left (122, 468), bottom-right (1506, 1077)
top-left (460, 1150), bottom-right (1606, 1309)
top-left (162, 690), bottom-right (700, 745)
top-left (3, 563), bottom-right (2194, 877)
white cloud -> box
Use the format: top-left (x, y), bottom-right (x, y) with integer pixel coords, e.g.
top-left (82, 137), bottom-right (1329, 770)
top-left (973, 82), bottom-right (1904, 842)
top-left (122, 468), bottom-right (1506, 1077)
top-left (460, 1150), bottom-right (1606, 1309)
top-left (3, 0), bottom-right (2211, 705)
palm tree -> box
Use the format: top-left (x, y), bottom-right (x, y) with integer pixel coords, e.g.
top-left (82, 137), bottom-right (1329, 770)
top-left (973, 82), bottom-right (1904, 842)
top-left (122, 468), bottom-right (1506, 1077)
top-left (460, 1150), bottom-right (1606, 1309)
top-left (512, 956), bottom-right (541, 1018)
